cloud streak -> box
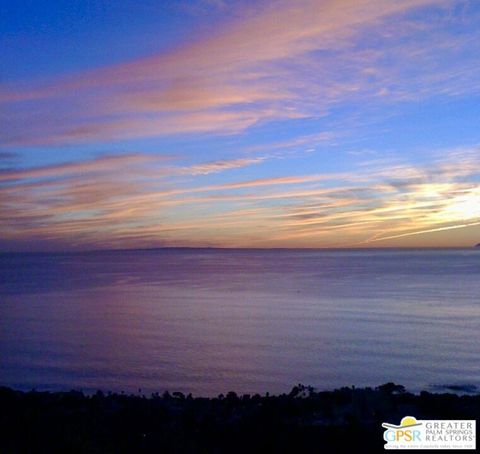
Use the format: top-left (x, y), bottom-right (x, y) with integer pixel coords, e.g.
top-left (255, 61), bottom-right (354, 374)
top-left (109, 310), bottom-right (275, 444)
top-left (360, 221), bottom-right (480, 244)
top-left (1, 147), bottom-right (479, 250)
top-left (3, 0), bottom-right (475, 146)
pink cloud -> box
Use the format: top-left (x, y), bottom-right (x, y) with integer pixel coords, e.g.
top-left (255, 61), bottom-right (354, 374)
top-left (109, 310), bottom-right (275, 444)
top-left (3, 147), bottom-right (479, 249)
top-left (1, 0), bottom-right (452, 145)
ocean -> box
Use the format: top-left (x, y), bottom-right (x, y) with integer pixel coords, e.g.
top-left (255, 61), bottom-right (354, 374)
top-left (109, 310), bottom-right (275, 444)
top-left (1, 248), bottom-right (479, 396)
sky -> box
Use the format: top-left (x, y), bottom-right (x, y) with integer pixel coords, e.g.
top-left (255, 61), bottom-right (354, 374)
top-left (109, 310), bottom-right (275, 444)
top-left (1, 0), bottom-right (479, 251)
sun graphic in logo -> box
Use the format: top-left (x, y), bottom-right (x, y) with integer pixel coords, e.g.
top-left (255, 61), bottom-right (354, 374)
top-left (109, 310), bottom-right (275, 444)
top-left (400, 417), bottom-right (418, 428)
top-left (382, 416), bottom-right (422, 430)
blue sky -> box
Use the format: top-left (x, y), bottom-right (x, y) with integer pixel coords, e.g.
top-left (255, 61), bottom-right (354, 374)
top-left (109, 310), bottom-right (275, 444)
top-left (1, 0), bottom-right (480, 250)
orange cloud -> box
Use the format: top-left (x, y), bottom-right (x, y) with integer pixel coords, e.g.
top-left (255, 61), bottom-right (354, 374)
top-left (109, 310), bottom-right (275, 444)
top-left (1, 147), bottom-right (479, 249)
top-left (0, 154), bottom-right (161, 182)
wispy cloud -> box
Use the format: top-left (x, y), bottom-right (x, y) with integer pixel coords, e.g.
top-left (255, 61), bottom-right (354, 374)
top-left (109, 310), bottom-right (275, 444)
top-left (1, 147), bottom-right (479, 249)
top-left (0, 154), bottom-right (162, 182)
top-left (3, 0), bottom-right (475, 146)
top-left (182, 157), bottom-right (266, 175)
top-left (360, 220), bottom-right (480, 245)
top-left (2, 0), bottom-right (479, 250)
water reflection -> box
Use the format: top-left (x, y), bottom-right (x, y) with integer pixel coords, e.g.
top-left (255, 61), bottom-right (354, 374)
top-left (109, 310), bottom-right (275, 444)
top-left (1, 249), bottom-right (479, 395)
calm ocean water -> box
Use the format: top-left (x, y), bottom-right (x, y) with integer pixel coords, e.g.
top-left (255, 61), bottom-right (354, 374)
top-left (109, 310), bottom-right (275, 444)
top-left (1, 249), bottom-right (479, 396)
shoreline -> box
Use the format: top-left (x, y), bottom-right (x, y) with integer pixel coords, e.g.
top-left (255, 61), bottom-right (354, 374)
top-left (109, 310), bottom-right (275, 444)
top-left (2, 382), bottom-right (478, 452)
top-left (2, 381), bottom-right (478, 398)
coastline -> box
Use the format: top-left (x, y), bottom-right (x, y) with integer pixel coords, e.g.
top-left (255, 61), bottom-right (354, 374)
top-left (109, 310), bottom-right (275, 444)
top-left (1, 383), bottom-right (478, 452)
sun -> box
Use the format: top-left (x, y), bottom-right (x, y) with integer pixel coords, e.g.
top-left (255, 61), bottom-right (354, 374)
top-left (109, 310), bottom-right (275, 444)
top-left (444, 191), bottom-right (480, 220)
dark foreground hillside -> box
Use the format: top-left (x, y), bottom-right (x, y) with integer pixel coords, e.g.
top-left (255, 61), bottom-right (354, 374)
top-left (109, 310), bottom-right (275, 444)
top-left (1, 383), bottom-right (478, 453)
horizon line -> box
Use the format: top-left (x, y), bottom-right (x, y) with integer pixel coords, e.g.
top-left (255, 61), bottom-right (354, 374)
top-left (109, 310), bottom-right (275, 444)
top-left (1, 245), bottom-right (479, 255)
